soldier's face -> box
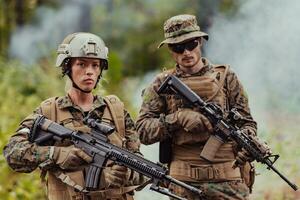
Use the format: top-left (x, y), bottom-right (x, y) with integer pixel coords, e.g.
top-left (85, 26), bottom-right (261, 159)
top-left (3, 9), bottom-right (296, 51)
top-left (169, 39), bottom-right (202, 69)
top-left (70, 58), bottom-right (101, 92)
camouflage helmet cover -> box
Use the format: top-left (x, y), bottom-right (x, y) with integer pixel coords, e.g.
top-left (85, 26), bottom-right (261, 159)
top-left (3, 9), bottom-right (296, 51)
top-left (56, 32), bottom-right (108, 69)
top-left (158, 14), bottom-right (208, 48)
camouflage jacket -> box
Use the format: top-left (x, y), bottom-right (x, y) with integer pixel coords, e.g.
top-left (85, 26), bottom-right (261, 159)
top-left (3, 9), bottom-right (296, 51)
top-left (136, 58), bottom-right (257, 145)
top-left (3, 94), bottom-right (141, 173)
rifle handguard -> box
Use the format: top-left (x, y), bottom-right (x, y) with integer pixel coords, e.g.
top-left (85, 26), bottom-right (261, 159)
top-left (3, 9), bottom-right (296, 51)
top-left (200, 135), bottom-right (224, 161)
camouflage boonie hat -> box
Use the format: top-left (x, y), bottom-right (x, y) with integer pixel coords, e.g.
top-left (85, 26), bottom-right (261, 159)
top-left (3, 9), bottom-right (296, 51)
top-left (158, 14), bottom-right (209, 48)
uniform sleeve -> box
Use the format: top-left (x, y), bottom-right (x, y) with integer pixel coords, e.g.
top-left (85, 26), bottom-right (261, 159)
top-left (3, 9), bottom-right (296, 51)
top-left (3, 107), bottom-right (54, 173)
top-left (136, 76), bottom-right (171, 145)
top-left (226, 70), bottom-right (257, 135)
top-left (123, 110), bottom-right (148, 186)
top-left (124, 109), bottom-right (141, 153)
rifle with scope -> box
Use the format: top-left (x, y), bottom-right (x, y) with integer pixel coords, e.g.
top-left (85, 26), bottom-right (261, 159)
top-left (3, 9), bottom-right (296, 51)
top-left (29, 115), bottom-right (204, 200)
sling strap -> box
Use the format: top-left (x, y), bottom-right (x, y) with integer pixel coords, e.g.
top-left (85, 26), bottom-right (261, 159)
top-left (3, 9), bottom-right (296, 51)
top-left (206, 64), bottom-right (230, 102)
top-left (103, 95), bottom-right (125, 137)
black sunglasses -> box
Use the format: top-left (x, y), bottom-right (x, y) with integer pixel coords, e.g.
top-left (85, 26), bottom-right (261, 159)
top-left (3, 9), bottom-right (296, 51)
top-left (168, 39), bottom-right (199, 54)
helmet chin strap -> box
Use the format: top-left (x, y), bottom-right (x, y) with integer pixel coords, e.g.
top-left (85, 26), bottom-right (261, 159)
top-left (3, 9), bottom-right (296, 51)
top-left (66, 73), bottom-right (91, 93)
top-left (67, 69), bottom-right (103, 94)
top-left (72, 80), bottom-right (92, 93)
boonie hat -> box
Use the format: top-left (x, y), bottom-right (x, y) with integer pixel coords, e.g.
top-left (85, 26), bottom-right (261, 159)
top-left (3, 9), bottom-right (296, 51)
top-left (158, 14), bottom-right (208, 48)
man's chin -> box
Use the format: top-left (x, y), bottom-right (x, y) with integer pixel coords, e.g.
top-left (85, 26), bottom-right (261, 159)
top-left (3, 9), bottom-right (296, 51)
top-left (182, 63), bottom-right (195, 68)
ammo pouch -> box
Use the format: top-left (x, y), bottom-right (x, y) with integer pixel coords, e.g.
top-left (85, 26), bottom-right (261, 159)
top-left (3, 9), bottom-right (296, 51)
top-left (169, 160), bottom-right (242, 183)
top-left (240, 162), bottom-right (255, 193)
top-left (200, 135), bottom-right (225, 161)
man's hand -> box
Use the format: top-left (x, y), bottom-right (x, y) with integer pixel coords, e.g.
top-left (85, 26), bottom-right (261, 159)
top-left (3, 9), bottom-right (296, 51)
top-left (233, 148), bottom-right (254, 168)
top-left (103, 164), bottom-right (128, 188)
top-left (166, 108), bottom-right (213, 133)
top-left (53, 145), bottom-right (92, 170)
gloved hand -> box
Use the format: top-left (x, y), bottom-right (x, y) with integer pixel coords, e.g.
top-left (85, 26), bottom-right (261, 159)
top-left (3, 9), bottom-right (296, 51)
top-left (232, 148), bottom-right (254, 168)
top-left (52, 145), bottom-right (92, 170)
top-left (103, 164), bottom-right (129, 188)
top-left (241, 128), bottom-right (256, 137)
top-left (165, 109), bottom-right (213, 133)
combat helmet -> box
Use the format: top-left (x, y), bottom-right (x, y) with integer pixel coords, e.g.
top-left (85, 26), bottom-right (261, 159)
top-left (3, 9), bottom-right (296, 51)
top-left (56, 32), bottom-right (108, 70)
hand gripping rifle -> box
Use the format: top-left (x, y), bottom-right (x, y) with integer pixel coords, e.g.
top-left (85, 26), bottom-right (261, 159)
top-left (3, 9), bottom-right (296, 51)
top-left (157, 75), bottom-right (298, 191)
top-left (29, 115), bottom-right (204, 200)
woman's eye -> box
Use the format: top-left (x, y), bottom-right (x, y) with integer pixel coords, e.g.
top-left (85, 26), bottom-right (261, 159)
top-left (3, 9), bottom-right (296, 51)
top-left (93, 64), bottom-right (100, 68)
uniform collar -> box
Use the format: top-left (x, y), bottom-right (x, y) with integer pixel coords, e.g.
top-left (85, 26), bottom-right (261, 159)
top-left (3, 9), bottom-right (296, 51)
top-left (57, 94), bottom-right (106, 110)
top-left (175, 57), bottom-right (212, 77)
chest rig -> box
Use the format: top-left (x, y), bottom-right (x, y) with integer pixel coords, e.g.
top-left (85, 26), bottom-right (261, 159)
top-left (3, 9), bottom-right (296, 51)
top-left (163, 64), bottom-right (229, 145)
top-left (39, 95), bottom-right (134, 200)
top-left (159, 65), bottom-right (243, 183)
top-left (165, 65), bottom-right (228, 112)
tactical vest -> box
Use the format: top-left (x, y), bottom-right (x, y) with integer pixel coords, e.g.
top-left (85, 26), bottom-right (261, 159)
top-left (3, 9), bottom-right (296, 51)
top-left (159, 65), bottom-right (243, 183)
top-left (40, 95), bottom-right (135, 200)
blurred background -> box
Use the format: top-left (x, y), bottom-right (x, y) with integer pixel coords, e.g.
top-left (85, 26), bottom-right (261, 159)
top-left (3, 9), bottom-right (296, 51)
top-left (0, 0), bottom-right (299, 199)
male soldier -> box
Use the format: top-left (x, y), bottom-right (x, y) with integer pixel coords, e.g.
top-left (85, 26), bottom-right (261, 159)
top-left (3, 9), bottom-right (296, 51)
top-left (3, 32), bottom-right (143, 200)
top-left (136, 14), bottom-right (256, 199)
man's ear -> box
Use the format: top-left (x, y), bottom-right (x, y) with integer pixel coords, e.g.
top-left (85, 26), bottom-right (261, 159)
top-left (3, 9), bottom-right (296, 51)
top-left (198, 37), bottom-right (203, 46)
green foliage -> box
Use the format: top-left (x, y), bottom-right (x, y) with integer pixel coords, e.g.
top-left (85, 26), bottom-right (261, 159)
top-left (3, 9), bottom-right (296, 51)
top-left (119, 17), bottom-right (172, 76)
top-left (252, 118), bottom-right (300, 199)
top-left (100, 51), bottom-right (123, 94)
top-left (0, 0), bottom-right (60, 57)
top-left (219, 0), bottom-right (241, 16)
top-left (91, 0), bottom-right (236, 77)
top-left (0, 58), bottom-right (64, 199)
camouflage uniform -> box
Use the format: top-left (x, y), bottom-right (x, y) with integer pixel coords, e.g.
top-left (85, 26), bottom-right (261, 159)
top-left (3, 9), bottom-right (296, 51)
top-left (4, 94), bottom-right (142, 200)
top-left (4, 32), bottom-right (145, 200)
top-left (136, 15), bottom-right (257, 200)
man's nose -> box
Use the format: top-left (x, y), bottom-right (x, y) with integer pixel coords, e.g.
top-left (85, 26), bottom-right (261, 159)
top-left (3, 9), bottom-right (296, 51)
top-left (182, 48), bottom-right (191, 55)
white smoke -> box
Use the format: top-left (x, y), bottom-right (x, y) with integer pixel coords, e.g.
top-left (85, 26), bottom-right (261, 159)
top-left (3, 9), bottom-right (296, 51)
top-left (9, 0), bottom-right (105, 64)
top-left (206, 0), bottom-right (300, 118)
top-left (9, 6), bottom-right (78, 64)
top-left (206, 0), bottom-right (300, 195)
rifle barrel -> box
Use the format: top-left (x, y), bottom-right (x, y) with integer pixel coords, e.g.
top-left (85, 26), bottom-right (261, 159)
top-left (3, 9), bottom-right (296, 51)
top-left (265, 160), bottom-right (298, 191)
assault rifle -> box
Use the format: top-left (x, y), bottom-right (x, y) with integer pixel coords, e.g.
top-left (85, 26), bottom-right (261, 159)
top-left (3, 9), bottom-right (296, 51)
top-left (157, 75), bottom-right (298, 191)
top-left (29, 115), bottom-right (203, 200)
